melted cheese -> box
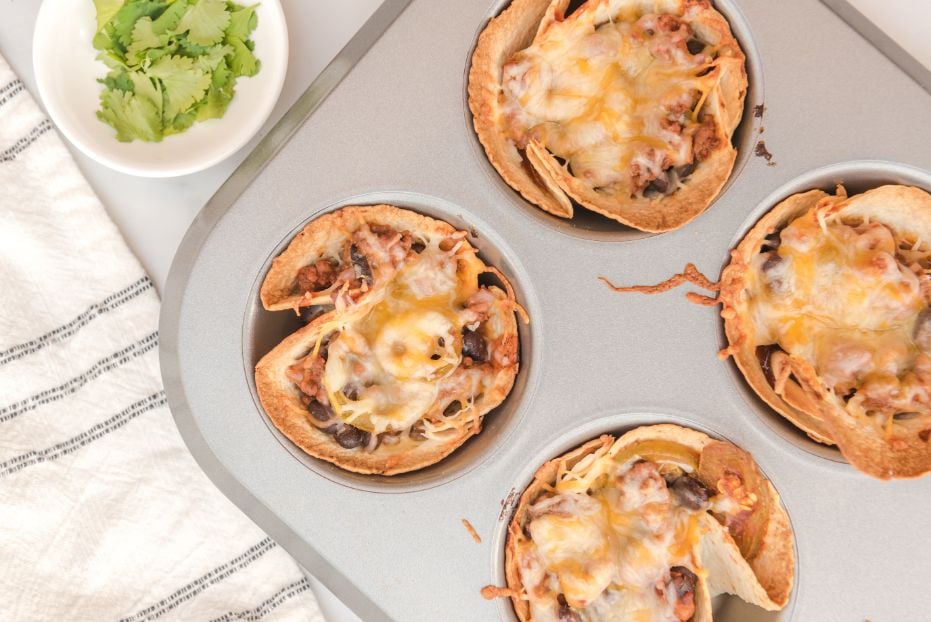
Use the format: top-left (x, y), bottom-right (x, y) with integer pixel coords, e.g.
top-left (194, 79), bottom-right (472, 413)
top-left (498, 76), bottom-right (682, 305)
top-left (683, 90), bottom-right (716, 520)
top-left (749, 211), bottom-right (929, 413)
top-left (502, 9), bottom-right (712, 194)
top-left (530, 497), bottom-right (614, 608)
top-left (522, 459), bottom-right (704, 621)
top-left (320, 242), bottom-right (483, 435)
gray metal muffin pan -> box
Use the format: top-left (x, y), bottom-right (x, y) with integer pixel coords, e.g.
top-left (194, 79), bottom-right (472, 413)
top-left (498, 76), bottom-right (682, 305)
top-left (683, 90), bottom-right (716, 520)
top-left (160, 0), bottom-right (931, 620)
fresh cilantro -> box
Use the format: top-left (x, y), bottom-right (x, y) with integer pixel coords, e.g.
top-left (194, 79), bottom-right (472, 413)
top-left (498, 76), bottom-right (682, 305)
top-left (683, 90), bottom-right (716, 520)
top-left (109, 0), bottom-right (165, 49)
top-left (177, 0), bottom-right (230, 46)
top-left (128, 71), bottom-right (163, 118)
top-left (94, 0), bottom-right (124, 32)
top-left (93, 0), bottom-right (261, 142)
top-left (226, 5), bottom-right (257, 41)
top-left (96, 89), bottom-right (162, 142)
top-left (194, 44), bottom-right (234, 71)
top-left (101, 69), bottom-right (134, 93)
top-left (148, 55), bottom-right (211, 120)
top-left (151, 1), bottom-right (187, 35)
top-left (126, 17), bottom-right (165, 61)
top-left (227, 37), bottom-right (259, 77)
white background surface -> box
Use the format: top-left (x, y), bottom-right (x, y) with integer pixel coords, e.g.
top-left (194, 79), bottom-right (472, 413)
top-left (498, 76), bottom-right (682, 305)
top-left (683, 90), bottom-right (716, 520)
top-left (0, 1), bottom-right (928, 620)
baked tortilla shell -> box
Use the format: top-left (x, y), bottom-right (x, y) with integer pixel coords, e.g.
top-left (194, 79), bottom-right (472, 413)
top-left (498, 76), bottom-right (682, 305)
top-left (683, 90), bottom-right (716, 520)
top-left (720, 185), bottom-right (931, 479)
top-left (255, 287), bottom-right (520, 476)
top-left (503, 424), bottom-right (794, 619)
top-left (469, 0), bottom-right (748, 232)
top-left (260, 204), bottom-right (458, 312)
top-left (469, 0), bottom-right (575, 219)
top-left (720, 188), bottom-right (835, 445)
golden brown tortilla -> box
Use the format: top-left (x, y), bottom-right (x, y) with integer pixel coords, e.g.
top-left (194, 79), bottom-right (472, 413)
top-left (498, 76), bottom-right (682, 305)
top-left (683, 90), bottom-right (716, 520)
top-left (500, 424), bottom-right (794, 620)
top-left (719, 185), bottom-right (931, 479)
top-left (469, 0), bottom-right (748, 232)
top-left (255, 205), bottom-right (523, 475)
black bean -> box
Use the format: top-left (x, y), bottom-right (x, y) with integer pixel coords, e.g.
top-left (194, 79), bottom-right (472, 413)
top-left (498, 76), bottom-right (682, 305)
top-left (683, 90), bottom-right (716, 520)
top-left (676, 162), bottom-right (696, 179)
top-left (343, 385), bottom-right (360, 401)
top-left (761, 252), bottom-right (784, 273)
top-left (409, 420), bottom-right (428, 442)
top-left (670, 566), bottom-right (698, 598)
top-left (307, 400), bottom-right (333, 422)
top-left (299, 305), bottom-right (327, 324)
top-left (334, 425), bottom-right (369, 449)
top-left (318, 338), bottom-right (331, 360)
top-left (411, 241), bottom-right (426, 253)
top-left (350, 243), bottom-right (373, 283)
top-left (756, 344), bottom-right (780, 387)
top-left (645, 174), bottom-right (670, 196)
top-left (462, 328), bottom-right (488, 363)
top-left (444, 401), bottom-right (463, 417)
top-left (556, 594), bottom-right (581, 622)
top-left (760, 252), bottom-right (788, 294)
top-left (670, 474), bottom-right (712, 511)
top-left (686, 39), bottom-right (705, 55)
top-left (320, 424), bottom-right (340, 436)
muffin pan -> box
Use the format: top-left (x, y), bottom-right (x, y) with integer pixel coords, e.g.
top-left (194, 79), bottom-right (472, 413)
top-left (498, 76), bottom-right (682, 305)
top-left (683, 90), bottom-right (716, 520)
top-left (160, 0), bottom-right (931, 620)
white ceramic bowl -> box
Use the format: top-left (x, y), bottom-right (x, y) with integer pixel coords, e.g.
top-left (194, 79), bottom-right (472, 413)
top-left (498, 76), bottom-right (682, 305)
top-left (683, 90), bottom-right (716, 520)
top-left (33, 0), bottom-right (288, 177)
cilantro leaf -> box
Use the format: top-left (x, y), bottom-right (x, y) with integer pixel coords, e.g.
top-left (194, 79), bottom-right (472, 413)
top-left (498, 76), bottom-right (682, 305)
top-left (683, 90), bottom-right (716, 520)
top-left (177, 0), bottom-right (231, 46)
top-left (211, 57), bottom-right (233, 88)
top-left (147, 55), bottom-right (211, 120)
top-left (127, 17), bottom-right (166, 61)
top-left (110, 1), bottom-right (166, 49)
top-left (97, 89), bottom-right (163, 142)
top-left (152, 0), bottom-right (189, 34)
top-left (93, 0), bottom-right (262, 142)
top-left (165, 109), bottom-right (198, 136)
top-left (194, 44), bottom-right (234, 71)
top-left (227, 36), bottom-right (259, 77)
top-left (99, 69), bottom-right (134, 93)
top-left (176, 36), bottom-right (212, 57)
top-left (195, 83), bottom-right (233, 121)
top-left (128, 72), bottom-right (163, 118)
top-left (96, 50), bottom-right (128, 70)
top-left (226, 5), bottom-right (258, 41)
top-left (93, 0), bottom-right (124, 32)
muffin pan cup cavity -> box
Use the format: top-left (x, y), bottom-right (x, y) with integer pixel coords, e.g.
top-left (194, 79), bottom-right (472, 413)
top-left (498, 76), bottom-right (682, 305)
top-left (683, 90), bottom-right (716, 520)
top-left (488, 411), bottom-right (799, 622)
top-left (242, 191), bottom-right (542, 493)
top-left (719, 161), bottom-right (931, 466)
top-left (464, 0), bottom-right (765, 241)
top-left (160, 0), bottom-right (931, 620)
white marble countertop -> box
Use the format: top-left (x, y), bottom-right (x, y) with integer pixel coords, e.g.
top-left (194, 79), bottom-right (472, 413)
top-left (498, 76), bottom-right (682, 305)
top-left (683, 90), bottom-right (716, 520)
top-left (0, 1), bottom-right (927, 620)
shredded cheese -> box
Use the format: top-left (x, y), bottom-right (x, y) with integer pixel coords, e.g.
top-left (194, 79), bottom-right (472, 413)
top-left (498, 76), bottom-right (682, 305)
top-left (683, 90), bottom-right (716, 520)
top-left (518, 452), bottom-right (710, 621)
top-left (501, 8), bottom-right (717, 196)
top-left (748, 206), bottom-right (931, 420)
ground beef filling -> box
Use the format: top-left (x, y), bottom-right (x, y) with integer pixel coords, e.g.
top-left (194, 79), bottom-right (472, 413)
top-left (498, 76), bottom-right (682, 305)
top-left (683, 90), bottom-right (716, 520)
top-left (503, 9), bottom-right (725, 201)
top-left (286, 242), bottom-right (509, 451)
top-left (292, 223), bottom-right (420, 300)
top-left (287, 347), bottom-right (373, 450)
top-left (754, 222), bottom-right (931, 413)
top-left (296, 259), bottom-right (337, 293)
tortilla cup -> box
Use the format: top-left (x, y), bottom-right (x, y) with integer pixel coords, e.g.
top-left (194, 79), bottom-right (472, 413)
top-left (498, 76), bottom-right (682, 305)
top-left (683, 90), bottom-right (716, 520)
top-left (502, 424), bottom-right (794, 619)
top-left (469, 0), bottom-right (748, 232)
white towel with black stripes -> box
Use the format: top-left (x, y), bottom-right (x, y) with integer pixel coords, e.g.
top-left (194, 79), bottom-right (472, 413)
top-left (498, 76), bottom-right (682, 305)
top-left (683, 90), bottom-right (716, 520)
top-left (0, 54), bottom-right (326, 621)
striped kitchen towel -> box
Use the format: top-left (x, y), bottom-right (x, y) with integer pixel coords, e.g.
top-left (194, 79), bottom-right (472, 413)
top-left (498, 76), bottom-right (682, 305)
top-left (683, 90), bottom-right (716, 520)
top-left (0, 54), bottom-right (325, 621)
